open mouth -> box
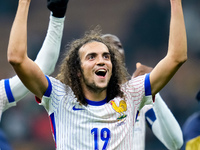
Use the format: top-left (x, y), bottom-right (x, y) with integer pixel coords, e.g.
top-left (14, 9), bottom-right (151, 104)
top-left (95, 69), bottom-right (107, 77)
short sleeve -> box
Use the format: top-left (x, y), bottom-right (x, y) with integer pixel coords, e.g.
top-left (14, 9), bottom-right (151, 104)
top-left (40, 76), bottom-right (67, 115)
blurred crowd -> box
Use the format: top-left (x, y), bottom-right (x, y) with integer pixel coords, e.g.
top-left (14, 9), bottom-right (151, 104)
top-left (0, 0), bottom-right (200, 149)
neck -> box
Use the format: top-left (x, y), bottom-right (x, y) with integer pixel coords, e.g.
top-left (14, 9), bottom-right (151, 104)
top-left (83, 87), bottom-right (107, 102)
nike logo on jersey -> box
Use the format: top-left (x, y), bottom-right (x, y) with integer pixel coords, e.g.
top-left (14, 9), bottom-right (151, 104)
top-left (72, 105), bottom-right (84, 111)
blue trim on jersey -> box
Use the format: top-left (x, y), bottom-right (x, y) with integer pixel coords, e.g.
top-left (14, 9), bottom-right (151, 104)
top-left (50, 113), bottom-right (57, 144)
top-left (86, 97), bottom-right (107, 106)
top-left (145, 73), bottom-right (151, 96)
top-left (145, 108), bottom-right (156, 129)
top-left (4, 79), bottom-right (15, 103)
top-left (44, 75), bottom-right (52, 97)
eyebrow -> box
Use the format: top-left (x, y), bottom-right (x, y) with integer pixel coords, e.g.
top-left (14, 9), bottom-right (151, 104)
top-left (103, 52), bottom-right (111, 56)
top-left (86, 52), bottom-right (110, 57)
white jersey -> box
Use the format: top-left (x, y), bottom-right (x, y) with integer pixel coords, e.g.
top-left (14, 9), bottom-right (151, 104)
top-left (132, 93), bottom-right (183, 150)
top-left (39, 73), bottom-right (153, 150)
top-left (0, 79), bottom-right (16, 120)
top-left (132, 103), bottom-right (153, 150)
top-left (0, 79), bottom-right (8, 119)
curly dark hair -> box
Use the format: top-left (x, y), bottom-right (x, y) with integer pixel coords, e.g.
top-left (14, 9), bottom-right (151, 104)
top-left (56, 27), bottom-right (130, 105)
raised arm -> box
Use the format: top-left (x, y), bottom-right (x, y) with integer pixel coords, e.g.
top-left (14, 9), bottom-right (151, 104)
top-left (133, 63), bottom-right (183, 149)
top-left (1, 0), bottom-right (65, 116)
top-left (34, 15), bottom-right (65, 75)
top-left (7, 0), bottom-right (48, 100)
top-left (150, 0), bottom-right (187, 95)
top-left (7, 14), bottom-right (65, 105)
top-left (7, 0), bottom-right (69, 99)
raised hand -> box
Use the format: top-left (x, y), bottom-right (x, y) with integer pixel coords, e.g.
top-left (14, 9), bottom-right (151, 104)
top-left (47, 0), bottom-right (69, 18)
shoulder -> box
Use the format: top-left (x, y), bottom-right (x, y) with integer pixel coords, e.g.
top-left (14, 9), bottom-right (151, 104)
top-left (48, 76), bottom-right (65, 88)
top-left (0, 79), bottom-right (6, 97)
top-left (47, 76), bottom-right (73, 95)
top-left (0, 79), bottom-right (8, 97)
top-left (0, 79), bottom-right (5, 86)
top-left (121, 74), bottom-right (146, 90)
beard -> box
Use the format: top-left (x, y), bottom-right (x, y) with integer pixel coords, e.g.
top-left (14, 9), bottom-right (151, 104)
top-left (81, 75), bottom-right (108, 94)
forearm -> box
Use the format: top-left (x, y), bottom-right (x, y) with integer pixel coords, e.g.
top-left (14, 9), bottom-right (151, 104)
top-left (3, 4), bottom-right (65, 110)
top-left (150, 0), bottom-right (187, 95)
top-left (168, 0), bottom-right (187, 63)
top-left (7, 0), bottom-right (30, 65)
top-left (152, 93), bottom-right (183, 149)
top-left (7, 0), bottom-right (48, 99)
top-left (35, 15), bottom-right (65, 75)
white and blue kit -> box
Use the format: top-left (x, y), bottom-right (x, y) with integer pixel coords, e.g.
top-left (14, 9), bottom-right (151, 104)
top-left (38, 73), bottom-right (152, 150)
top-left (39, 72), bottom-right (183, 150)
top-left (0, 13), bottom-right (183, 150)
top-left (133, 93), bottom-right (183, 150)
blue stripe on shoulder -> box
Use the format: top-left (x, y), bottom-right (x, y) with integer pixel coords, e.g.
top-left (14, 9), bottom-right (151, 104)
top-left (145, 73), bottom-right (151, 96)
top-left (145, 108), bottom-right (156, 129)
top-left (44, 75), bottom-right (52, 97)
top-left (4, 79), bottom-right (15, 103)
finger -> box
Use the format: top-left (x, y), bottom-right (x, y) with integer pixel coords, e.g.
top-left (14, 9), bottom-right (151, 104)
top-left (136, 62), bottom-right (142, 69)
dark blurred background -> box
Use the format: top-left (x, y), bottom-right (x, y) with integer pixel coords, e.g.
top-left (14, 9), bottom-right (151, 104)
top-left (0, 0), bottom-right (200, 149)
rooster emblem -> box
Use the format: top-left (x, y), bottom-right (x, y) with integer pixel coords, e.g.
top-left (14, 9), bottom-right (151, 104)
top-left (110, 100), bottom-right (127, 120)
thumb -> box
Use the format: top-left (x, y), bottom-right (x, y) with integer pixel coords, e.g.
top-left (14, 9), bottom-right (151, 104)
top-left (136, 62), bottom-right (142, 69)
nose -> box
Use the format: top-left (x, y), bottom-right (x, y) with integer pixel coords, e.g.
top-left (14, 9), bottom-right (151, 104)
top-left (96, 56), bottom-right (105, 66)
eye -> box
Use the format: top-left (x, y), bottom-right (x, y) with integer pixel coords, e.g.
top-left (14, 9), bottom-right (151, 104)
top-left (88, 55), bottom-right (95, 60)
top-left (103, 54), bottom-right (110, 60)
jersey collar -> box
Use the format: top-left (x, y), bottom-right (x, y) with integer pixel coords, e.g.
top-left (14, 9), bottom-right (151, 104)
top-left (85, 97), bottom-right (107, 106)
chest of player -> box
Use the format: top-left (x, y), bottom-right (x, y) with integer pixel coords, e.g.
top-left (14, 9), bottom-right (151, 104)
top-left (54, 98), bottom-right (136, 149)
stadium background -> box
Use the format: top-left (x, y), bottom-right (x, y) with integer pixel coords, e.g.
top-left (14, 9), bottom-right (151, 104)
top-left (0, 0), bottom-right (200, 149)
